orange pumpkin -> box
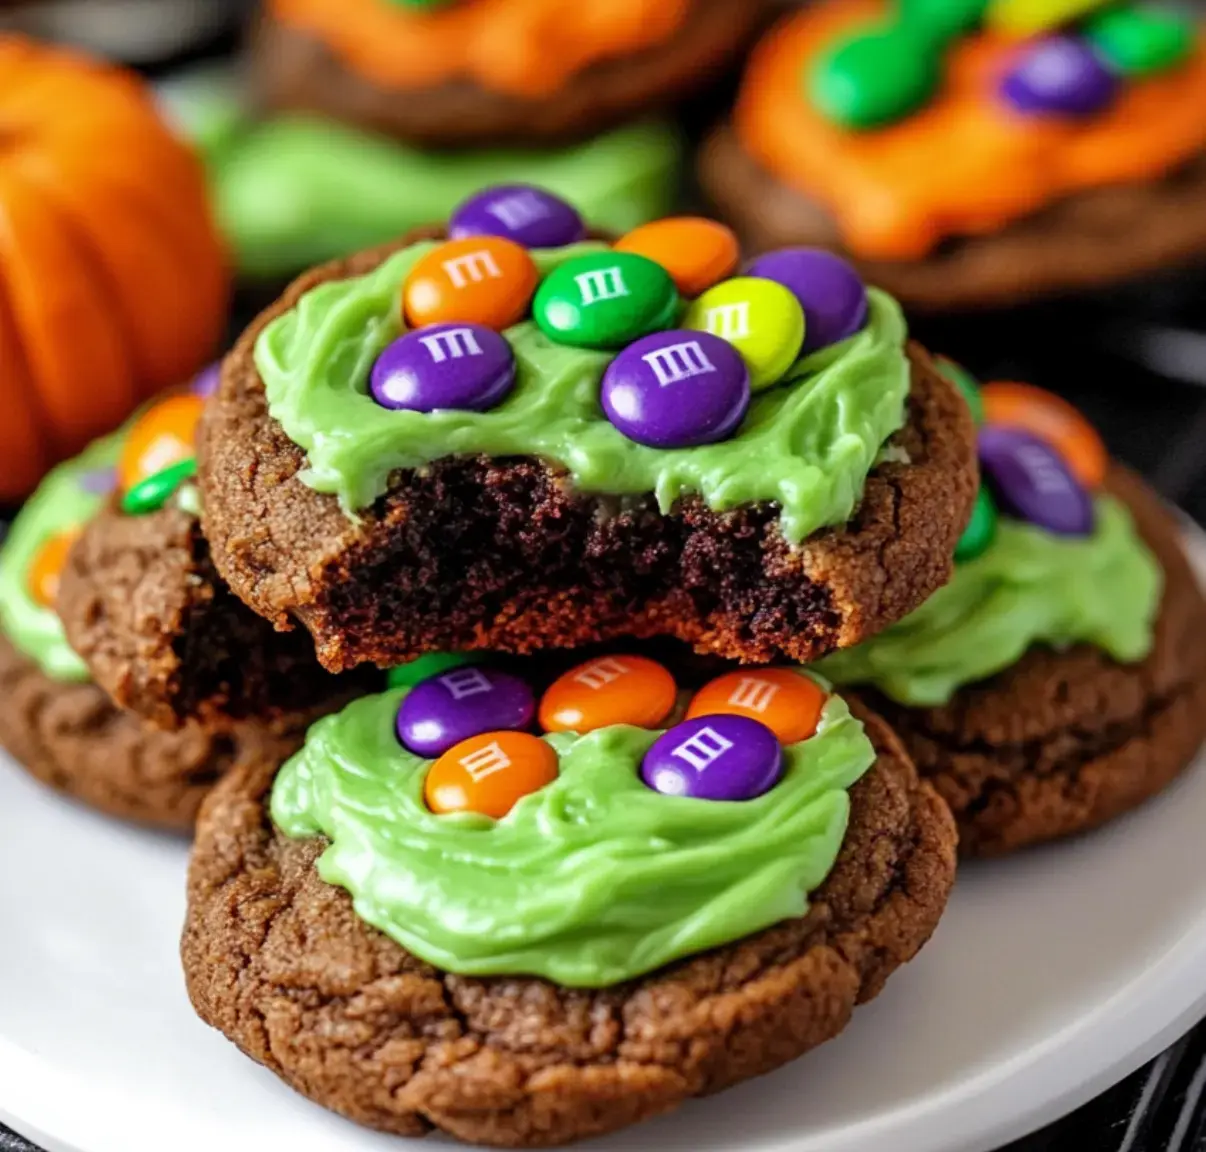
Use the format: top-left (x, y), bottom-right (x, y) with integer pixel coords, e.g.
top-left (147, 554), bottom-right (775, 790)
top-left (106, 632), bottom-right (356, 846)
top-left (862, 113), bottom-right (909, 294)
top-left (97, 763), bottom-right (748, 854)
top-left (0, 37), bottom-right (229, 503)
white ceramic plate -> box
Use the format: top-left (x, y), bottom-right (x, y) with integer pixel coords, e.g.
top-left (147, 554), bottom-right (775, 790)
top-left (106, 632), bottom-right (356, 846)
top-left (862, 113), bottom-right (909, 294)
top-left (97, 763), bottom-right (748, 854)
top-left (2, 532), bottom-right (1206, 1152)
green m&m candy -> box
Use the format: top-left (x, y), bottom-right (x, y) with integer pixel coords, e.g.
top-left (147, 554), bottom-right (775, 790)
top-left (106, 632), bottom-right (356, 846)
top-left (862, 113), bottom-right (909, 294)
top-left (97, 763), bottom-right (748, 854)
top-left (533, 251), bottom-right (678, 350)
top-left (120, 457), bottom-right (197, 517)
top-left (954, 485), bottom-right (998, 562)
top-left (809, 26), bottom-right (942, 129)
top-left (935, 356), bottom-right (985, 425)
top-left (1083, 4), bottom-right (1195, 78)
top-left (683, 277), bottom-right (805, 392)
top-left (387, 652), bottom-right (475, 689)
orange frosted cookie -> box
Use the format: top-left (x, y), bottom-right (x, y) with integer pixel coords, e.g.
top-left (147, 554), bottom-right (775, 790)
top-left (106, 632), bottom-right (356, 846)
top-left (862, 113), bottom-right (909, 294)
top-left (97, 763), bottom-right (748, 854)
top-left (255, 0), bottom-right (769, 145)
top-left (699, 0), bottom-right (1206, 309)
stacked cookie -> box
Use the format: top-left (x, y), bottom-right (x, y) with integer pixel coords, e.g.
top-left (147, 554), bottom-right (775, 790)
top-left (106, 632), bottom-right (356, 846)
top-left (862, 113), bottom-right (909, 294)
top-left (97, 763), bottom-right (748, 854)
top-left (167, 190), bottom-right (988, 1144)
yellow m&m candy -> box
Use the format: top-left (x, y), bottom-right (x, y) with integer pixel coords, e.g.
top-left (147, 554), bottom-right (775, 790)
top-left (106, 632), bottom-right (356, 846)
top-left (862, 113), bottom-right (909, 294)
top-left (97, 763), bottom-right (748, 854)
top-left (425, 730), bottom-right (558, 819)
top-left (683, 277), bottom-right (805, 392)
top-left (539, 655), bottom-right (676, 734)
top-left (986, 0), bottom-right (1111, 37)
top-left (687, 668), bottom-right (826, 745)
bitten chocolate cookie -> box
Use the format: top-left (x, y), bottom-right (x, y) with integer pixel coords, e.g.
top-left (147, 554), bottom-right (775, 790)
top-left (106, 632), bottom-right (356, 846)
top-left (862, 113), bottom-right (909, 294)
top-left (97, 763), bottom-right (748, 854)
top-left (58, 500), bottom-right (371, 731)
top-left (0, 630), bottom-right (304, 831)
top-left (699, 2), bottom-right (1206, 310)
top-left (861, 468), bottom-right (1206, 856)
top-left (0, 401), bottom-right (368, 830)
top-left (183, 682), bottom-right (955, 1147)
top-left (254, 0), bottom-right (768, 146)
top-left (200, 209), bottom-right (977, 675)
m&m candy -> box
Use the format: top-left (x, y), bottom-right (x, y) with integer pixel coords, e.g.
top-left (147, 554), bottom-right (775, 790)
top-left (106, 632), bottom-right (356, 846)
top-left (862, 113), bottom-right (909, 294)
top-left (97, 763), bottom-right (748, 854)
top-left (118, 395), bottom-right (203, 492)
top-left (532, 251), bottom-right (678, 350)
top-left (687, 669), bottom-right (826, 745)
top-left (684, 277), bottom-right (805, 392)
top-left (935, 356), bottom-right (985, 425)
top-left (403, 237), bottom-right (538, 332)
top-left (370, 323), bottom-right (516, 413)
top-left (449, 185), bottom-right (585, 250)
top-left (190, 362), bottom-right (221, 399)
top-left (1084, 6), bottom-right (1194, 78)
top-left (614, 217), bottom-right (740, 299)
top-left (397, 665), bottom-right (535, 757)
top-left (744, 249), bottom-right (869, 355)
top-left (600, 329), bottom-right (749, 449)
top-left (954, 485), bottom-right (999, 562)
top-left (425, 730), bottom-right (558, 819)
top-left (1000, 36), bottom-right (1118, 118)
top-left (981, 381), bottom-right (1106, 488)
top-left (121, 457), bottom-right (197, 517)
top-left (641, 714), bottom-right (783, 801)
top-left (78, 467), bottom-right (117, 495)
top-left (978, 427), bottom-right (1094, 537)
top-left (388, 652), bottom-right (474, 689)
top-left (539, 655), bottom-right (677, 733)
top-left (986, 0), bottom-right (1112, 38)
top-left (27, 530), bottom-right (78, 608)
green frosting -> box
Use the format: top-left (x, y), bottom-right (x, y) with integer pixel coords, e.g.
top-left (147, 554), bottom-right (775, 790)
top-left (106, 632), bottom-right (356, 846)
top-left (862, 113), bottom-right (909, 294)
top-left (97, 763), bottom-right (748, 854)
top-left (158, 70), bottom-right (681, 279)
top-left (0, 435), bottom-right (123, 682)
top-left (256, 243), bottom-right (909, 543)
top-left (816, 496), bottom-right (1162, 707)
top-left (271, 681), bottom-right (875, 986)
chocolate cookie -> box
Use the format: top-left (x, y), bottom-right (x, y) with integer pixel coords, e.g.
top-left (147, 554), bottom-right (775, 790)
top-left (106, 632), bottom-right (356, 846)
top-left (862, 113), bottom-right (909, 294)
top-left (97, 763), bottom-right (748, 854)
top-left (182, 695), bottom-right (955, 1146)
top-left (699, 2), bottom-right (1206, 311)
top-left (254, 0), bottom-right (768, 146)
top-left (199, 229), bottom-right (977, 675)
top-left (700, 127), bottom-right (1206, 313)
top-left (0, 630), bottom-right (305, 831)
top-left (862, 469), bottom-right (1206, 856)
top-left (58, 501), bottom-right (375, 731)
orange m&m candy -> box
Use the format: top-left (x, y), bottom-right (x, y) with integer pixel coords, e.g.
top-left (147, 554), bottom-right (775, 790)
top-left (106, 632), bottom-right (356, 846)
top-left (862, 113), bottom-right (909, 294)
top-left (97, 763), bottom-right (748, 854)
top-left (539, 655), bottom-right (677, 733)
top-left (614, 217), bottom-right (740, 299)
top-left (687, 668), bottom-right (826, 745)
top-left (27, 529), bottom-right (80, 608)
top-left (425, 730), bottom-right (558, 819)
top-left (118, 395), bottom-right (203, 493)
top-left (403, 236), bottom-right (539, 332)
top-left (981, 382), bottom-right (1107, 489)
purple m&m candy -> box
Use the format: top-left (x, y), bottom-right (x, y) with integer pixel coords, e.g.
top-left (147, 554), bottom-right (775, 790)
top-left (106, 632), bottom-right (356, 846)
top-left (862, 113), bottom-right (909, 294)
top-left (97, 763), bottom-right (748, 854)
top-left (1001, 36), bottom-right (1119, 118)
top-left (601, 329), bottom-right (750, 449)
top-left (745, 248), bottom-right (869, 354)
top-left (190, 362), bottom-right (221, 399)
top-left (397, 665), bottom-right (536, 757)
top-left (978, 426), bottom-right (1094, 537)
top-left (78, 467), bottom-right (117, 495)
top-left (449, 185), bottom-right (586, 250)
top-left (371, 323), bottom-right (516, 413)
top-left (642, 714), bottom-right (784, 801)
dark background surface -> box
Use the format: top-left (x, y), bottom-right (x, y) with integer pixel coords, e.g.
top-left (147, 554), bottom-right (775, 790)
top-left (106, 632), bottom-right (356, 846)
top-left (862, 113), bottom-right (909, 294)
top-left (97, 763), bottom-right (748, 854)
top-left (4, 3), bottom-right (1206, 1150)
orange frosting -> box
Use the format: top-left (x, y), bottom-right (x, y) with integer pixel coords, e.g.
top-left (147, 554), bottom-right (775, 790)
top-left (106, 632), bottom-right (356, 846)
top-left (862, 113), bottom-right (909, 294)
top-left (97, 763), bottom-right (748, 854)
top-left (269, 0), bottom-right (690, 99)
top-left (734, 1), bottom-right (1206, 260)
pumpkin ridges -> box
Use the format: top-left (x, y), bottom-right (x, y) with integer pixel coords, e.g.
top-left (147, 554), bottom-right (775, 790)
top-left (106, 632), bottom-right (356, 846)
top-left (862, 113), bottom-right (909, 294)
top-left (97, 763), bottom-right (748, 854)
top-left (0, 167), bottom-right (136, 457)
top-left (16, 152), bottom-right (210, 392)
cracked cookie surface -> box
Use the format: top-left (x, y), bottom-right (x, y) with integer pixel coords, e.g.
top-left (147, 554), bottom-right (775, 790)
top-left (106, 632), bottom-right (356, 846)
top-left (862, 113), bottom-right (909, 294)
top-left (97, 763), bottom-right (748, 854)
top-left (200, 235), bottom-right (977, 675)
top-left (182, 695), bottom-right (955, 1146)
top-left (861, 468), bottom-right (1206, 856)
